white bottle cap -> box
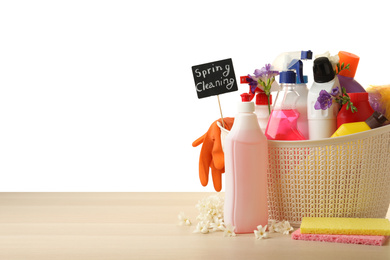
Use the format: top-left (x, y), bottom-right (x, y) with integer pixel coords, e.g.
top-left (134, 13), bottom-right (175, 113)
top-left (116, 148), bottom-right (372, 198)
top-left (238, 101), bottom-right (255, 113)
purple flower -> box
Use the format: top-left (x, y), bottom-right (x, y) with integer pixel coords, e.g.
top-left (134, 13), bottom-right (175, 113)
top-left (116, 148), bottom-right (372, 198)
top-left (254, 64), bottom-right (279, 81)
top-left (330, 86), bottom-right (340, 97)
top-left (247, 64), bottom-right (279, 115)
top-left (314, 90), bottom-right (333, 110)
top-left (253, 68), bottom-right (264, 78)
top-left (247, 75), bottom-right (258, 94)
top-left (250, 85), bottom-right (257, 94)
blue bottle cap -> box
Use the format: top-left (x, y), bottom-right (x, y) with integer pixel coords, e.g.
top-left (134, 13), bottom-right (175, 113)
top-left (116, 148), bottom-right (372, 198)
top-left (279, 71), bottom-right (296, 84)
top-left (301, 50), bottom-right (313, 60)
top-left (297, 75), bottom-right (308, 84)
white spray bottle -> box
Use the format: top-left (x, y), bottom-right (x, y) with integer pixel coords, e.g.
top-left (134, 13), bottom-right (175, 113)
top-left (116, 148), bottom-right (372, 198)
top-left (290, 64), bottom-right (309, 139)
top-left (307, 57), bottom-right (341, 139)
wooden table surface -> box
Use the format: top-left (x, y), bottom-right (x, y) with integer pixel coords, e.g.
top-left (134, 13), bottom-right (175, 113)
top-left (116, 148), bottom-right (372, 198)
top-left (0, 192), bottom-right (389, 260)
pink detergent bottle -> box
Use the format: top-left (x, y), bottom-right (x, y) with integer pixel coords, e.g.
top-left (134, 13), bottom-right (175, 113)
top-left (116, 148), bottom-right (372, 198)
top-left (265, 63), bottom-right (306, 140)
top-left (224, 93), bottom-right (269, 234)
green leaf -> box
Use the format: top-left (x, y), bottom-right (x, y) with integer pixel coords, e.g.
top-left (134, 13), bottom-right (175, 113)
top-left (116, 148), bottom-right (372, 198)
top-left (337, 63), bottom-right (341, 74)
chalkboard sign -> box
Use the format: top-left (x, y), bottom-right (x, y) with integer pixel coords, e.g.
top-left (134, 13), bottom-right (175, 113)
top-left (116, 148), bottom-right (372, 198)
top-left (191, 58), bottom-right (238, 99)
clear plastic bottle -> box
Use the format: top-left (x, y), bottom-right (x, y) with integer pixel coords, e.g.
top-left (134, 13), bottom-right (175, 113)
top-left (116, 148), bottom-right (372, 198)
top-left (255, 92), bottom-right (272, 133)
top-left (224, 94), bottom-right (268, 234)
top-left (265, 71), bottom-right (306, 140)
top-left (295, 75), bottom-right (309, 139)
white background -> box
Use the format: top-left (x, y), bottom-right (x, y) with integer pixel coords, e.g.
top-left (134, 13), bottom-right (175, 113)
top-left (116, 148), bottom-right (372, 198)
top-left (0, 0), bottom-right (389, 191)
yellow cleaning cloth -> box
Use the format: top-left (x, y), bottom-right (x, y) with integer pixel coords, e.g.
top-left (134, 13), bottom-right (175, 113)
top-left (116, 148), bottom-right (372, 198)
top-left (300, 217), bottom-right (390, 236)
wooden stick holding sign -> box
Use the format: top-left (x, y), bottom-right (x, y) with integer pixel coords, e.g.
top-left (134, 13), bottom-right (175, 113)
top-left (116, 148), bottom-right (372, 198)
top-left (217, 95), bottom-right (225, 128)
top-left (191, 58), bottom-right (238, 128)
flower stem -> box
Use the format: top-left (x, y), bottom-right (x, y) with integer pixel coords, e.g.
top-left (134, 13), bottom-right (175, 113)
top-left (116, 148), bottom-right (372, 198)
top-left (267, 95), bottom-right (271, 115)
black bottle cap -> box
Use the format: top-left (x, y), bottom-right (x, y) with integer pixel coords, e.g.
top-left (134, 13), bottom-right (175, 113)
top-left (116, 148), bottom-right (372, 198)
top-left (313, 57), bottom-right (335, 83)
top-left (365, 111), bottom-right (388, 129)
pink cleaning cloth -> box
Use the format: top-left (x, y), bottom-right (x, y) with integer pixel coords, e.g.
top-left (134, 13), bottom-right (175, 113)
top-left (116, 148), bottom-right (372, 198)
top-left (292, 229), bottom-right (388, 246)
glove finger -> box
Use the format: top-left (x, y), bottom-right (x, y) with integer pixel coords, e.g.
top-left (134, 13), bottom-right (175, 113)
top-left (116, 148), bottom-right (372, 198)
top-left (198, 135), bottom-right (213, 187)
top-left (192, 133), bottom-right (206, 147)
top-left (212, 135), bottom-right (224, 170)
top-left (210, 163), bottom-right (224, 192)
top-left (222, 117), bottom-right (235, 131)
top-left (209, 122), bottom-right (224, 170)
top-left (199, 158), bottom-right (210, 187)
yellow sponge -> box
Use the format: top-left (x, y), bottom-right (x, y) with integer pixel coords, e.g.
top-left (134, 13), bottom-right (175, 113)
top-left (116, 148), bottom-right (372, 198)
top-left (300, 217), bottom-right (390, 236)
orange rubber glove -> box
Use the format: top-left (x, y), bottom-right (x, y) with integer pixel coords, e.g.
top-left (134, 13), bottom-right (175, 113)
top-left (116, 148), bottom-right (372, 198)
top-left (192, 117), bottom-right (234, 192)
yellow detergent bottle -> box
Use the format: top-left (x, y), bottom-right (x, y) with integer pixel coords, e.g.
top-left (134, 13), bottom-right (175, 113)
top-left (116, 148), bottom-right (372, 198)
top-left (331, 111), bottom-right (387, 137)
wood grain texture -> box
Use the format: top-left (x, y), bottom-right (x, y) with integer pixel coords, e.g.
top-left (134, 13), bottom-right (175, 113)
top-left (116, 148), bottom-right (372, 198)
top-left (0, 192), bottom-right (389, 260)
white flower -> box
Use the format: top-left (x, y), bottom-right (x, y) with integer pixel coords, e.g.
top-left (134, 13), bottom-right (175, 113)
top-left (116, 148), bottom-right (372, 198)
top-left (223, 223), bottom-right (236, 237)
top-left (193, 194), bottom-right (225, 234)
top-left (254, 225), bottom-right (268, 240)
top-left (178, 212), bottom-right (191, 226)
top-left (195, 195), bottom-right (224, 223)
top-left (280, 220), bottom-right (294, 235)
top-left (267, 220), bottom-right (294, 235)
top-left (193, 221), bottom-right (210, 234)
top-left (209, 216), bottom-right (225, 232)
top-left (268, 220), bottom-right (282, 233)
top-left (268, 220), bottom-right (277, 233)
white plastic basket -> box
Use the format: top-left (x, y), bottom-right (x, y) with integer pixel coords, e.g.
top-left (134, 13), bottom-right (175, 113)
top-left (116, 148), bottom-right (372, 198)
top-left (268, 124), bottom-right (390, 226)
top-left (218, 123), bottom-right (390, 227)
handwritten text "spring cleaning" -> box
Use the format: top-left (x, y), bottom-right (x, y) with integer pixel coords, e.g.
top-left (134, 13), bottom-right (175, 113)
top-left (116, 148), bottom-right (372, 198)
top-left (194, 64), bottom-right (235, 92)
top-left (191, 58), bottom-right (238, 99)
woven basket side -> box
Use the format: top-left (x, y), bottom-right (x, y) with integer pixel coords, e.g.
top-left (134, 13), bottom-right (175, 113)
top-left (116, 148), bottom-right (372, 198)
top-left (267, 128), bottom-right (390, 226)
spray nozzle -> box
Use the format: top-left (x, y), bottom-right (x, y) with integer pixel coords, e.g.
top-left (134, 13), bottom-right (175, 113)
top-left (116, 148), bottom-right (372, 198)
top-left (272, 50), bottom-right (313, 71)
top-left (240, 76), bottom-right (250, 84)
top-left (272, 50), bottom-right (312, 84)
top-left (300, 50), bottom-right (313, 60)
top-left (288, 59), bottom-right (304, 84)
top-left (239, 76), bottom-right (256, 101)
top-left (240, 93), bottom-right (251, 102)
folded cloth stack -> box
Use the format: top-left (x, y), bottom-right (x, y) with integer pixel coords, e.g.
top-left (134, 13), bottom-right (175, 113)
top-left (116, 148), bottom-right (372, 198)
top-left (292, 217), bottom-right (390, 246)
